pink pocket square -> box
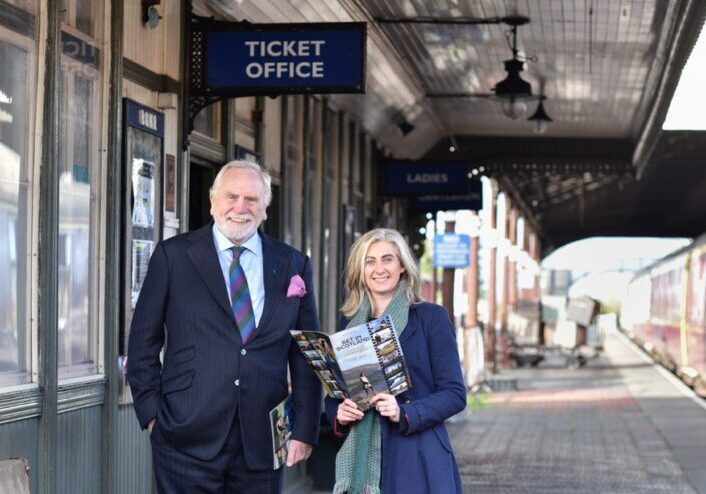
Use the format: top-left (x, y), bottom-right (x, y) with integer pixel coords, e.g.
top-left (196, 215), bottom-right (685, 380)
top-left (287, 275), bottom-right (307, 297)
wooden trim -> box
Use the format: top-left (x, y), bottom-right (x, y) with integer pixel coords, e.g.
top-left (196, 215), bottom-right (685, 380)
top-left (37, 0), bottom-right (61, 491)
top-left (123, 57), bottom-right (181, 94)
top-left (58, 378), bottom-right (106, 414)
top-left (102, 0), bottom-right (124, 492)
top-left (0, 386), bottom-right (42, 424)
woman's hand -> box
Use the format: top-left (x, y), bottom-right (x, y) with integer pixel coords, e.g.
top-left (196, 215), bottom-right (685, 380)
top-left (337, 398), bottom-right (364, 426)
top-left (370, 393), bottom-right (400, 423)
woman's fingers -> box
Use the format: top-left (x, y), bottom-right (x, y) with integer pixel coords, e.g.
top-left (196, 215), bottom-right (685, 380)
top-left (342, 398), bottom-right (359, 409)
top-left (370, 394), bottom-right (401, 423)
top-left (337, 399), bottom-right (364, 425)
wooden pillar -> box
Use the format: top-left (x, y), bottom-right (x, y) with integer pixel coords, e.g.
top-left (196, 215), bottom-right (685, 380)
top-left (532, 234), bottom-right (542, 300)
top-left (485, 184), bottom-right (497, 372)
top-left (465, 211), bottom-right (479, 328)
top-left (464, 211), bottom-right (480, 383)
top-left (508, 209), bottom-right (518, 310)
top-left (442, 218), bottom-right (455, 325)
top-left (428, 218), bottom-right (437, 303)
top-left (498, 199), bottom-right (509, 337)
top-left (498, 198), bottom-right (511, 367)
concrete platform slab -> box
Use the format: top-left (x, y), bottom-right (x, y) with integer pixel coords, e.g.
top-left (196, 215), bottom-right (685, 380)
top-left (449, 328), bottom-right (706, 493)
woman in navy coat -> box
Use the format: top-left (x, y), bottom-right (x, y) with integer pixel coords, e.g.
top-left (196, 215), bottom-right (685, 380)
top-left (326, 228), bottom-right (466, 493)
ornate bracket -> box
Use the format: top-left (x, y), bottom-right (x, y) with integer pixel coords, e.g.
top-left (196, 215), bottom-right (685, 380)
top-left (182, 6), bottom-right (250, 150)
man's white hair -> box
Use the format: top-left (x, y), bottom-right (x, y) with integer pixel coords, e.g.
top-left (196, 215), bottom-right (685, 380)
top-left (209, 160), bottom-right (272, 206)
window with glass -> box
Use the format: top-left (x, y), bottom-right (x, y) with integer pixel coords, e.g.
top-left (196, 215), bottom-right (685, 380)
top-left (193, 102), bottom-right (222, 141)
top-left (57, 0), bottom-right (105, 379)
top-left (0, 1), bottom-right (38, 387)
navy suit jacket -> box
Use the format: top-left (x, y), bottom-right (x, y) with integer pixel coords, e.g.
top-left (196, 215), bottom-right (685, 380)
top-left (127, 224), bottom-right (322, 468)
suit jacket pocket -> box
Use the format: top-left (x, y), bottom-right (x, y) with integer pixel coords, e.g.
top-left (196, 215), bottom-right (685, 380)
top-left (161, 369), bottom-right (194, 394)
top-left (170, 345), bottom-right (196, 365)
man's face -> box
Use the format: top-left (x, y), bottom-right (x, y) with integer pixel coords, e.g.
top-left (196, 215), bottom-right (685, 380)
top-left (210, 167), bottom-right (267, 245)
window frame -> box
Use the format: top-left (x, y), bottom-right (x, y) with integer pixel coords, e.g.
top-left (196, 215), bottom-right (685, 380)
top-left (0, 19), bottom-right (39, 389)
top-left (55, 11), bottom-right (107, 382)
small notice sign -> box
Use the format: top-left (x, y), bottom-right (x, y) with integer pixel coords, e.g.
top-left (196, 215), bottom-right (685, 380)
top-left (434, 234), bottom-right (471, 268)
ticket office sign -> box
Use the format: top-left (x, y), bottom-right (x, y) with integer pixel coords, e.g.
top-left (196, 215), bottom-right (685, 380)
top-left (204, 22), bottom-right (366, 95)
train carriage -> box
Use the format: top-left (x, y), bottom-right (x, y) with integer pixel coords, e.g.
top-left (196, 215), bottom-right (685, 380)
top-left (622, 234), bottom-right (706, 395)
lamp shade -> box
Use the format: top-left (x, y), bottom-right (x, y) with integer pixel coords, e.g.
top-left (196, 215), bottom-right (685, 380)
top-left (494, 59), bottom-right (532, 98)
top-left (493, 58), bottom-right (533, 119)
top-left (500, 97), bottom-right (527, 120)
top-left (528, 98), bottom-right (552, 134)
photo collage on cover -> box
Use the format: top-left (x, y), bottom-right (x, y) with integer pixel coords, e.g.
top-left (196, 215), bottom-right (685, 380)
top-left (269, 396), bottom-right (295, 469)
top-left (291, 331), bottom-right (347, 400)
top-left (368, 315), bottom-right (411, 396)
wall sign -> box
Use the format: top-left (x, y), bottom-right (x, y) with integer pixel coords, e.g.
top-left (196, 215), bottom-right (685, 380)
top-left (200, 21), bottom-right (366, 95)
top-left (411, 178), bottom-right (482, 212)
top-left (386, 162), bottom-right (472, 195)
top-left (434, 234), bottom-right (471, 268)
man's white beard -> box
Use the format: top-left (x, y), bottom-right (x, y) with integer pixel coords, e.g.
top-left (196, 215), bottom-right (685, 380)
top-left (215, 214), bottom-right (261, 244)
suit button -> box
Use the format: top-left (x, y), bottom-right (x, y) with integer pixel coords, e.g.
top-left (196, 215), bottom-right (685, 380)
top-left (404, 398), bottom-right (411, 404)
top-left (234, 379), bottom-right (240, 386)
top-left (240, 349), bottom-right (247, 356)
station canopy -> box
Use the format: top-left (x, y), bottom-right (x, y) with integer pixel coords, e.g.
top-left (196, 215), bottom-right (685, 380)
top-left (197, 0), bottom-right (706, 251)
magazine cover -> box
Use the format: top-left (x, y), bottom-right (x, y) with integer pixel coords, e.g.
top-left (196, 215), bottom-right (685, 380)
top-left (291, 315), bottom-right (411, 411)
top-left (269, 395), bottom-right (295, 469)
top-left (290, 331), bottom-right (347, 399)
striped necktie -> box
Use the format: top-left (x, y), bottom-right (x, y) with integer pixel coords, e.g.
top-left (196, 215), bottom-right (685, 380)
top-left (229, 246), bottom-right (256, 344)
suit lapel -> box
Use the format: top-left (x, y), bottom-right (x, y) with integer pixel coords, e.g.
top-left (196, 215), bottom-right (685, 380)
top-left (186, 224), bottom-right (233, 319)
top-left (254, 233), bottom-right (287, 335)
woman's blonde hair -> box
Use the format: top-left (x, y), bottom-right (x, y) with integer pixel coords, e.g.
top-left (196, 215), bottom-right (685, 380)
top-left (341, 228), bottom-right (423, 318)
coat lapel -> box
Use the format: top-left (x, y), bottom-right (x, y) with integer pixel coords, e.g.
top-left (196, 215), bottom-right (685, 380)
top-left (186, 224), bottom-right (233, 319)
top-left (251, 233), bottom-right (287, 337)
top-left (398, 304), bottom-right (419, 346)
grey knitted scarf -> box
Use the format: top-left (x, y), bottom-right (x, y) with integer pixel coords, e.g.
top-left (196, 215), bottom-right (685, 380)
top-left (333, 281), bottom-right (410, 494)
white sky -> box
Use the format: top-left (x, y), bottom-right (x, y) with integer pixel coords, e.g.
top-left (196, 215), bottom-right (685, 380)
top-left (543, 26), bottom-right (705, 295)
top-left (542, 237), bottom-right (691, 299)
top-left (663, 24), bottom-right (706, 129)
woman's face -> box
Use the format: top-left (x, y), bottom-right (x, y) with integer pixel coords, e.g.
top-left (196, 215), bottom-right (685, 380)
top-left (364, 241), bottom-right (405, 300)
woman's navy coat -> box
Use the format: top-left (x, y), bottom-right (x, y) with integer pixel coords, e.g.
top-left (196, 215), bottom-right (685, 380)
top-left (325, 302), bottom-right (466, 493)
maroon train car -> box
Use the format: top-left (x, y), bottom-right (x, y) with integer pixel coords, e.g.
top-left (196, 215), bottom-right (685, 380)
top-left (622, 234), bottom-right (706, 396)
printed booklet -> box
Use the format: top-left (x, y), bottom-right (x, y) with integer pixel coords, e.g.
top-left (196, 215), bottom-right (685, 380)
top-left (291, 315), bottom-right (411, 411)
top-left (269, 395), bottom-right (295, 469)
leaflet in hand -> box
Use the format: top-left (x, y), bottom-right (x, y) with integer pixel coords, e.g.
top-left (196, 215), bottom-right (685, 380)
top-left (269, 395), bottom-right (295, 469)
top-left (291, 315), bottom-right (411, 411)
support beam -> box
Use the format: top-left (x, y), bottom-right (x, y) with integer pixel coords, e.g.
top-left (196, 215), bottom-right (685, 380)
top-left (102, 0), bottom-right (124, 492)
top-left (38, 1), bottom-right (61, 492)
top-left (441, 218), bottom-right (455, 326)
top-left (485, 182), bottom-right (498, 373)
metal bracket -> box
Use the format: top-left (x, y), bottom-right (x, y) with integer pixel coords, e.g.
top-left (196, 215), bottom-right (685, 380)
top-left (182, 5), bottom-right (250, 150)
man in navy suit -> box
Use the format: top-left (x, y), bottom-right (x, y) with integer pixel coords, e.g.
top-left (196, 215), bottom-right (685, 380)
top-left (127, 160), bottom-right (322, 493)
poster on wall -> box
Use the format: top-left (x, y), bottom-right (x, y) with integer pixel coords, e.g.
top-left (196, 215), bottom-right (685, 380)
top-left (131, 158), bottom-right (155, 228)
top-left (164, 153), bottom-right (176, 214)
top-left (131, 239), bottom-right (153, 308)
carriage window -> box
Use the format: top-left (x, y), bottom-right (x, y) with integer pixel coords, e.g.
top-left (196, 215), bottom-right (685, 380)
top-left (0, 2), bottom-right (38, 387)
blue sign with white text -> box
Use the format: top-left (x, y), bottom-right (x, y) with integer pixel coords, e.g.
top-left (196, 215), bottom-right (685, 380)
top-left (434, 234), bottom-right (471, 268)
top-left (387, 162), bottom-right (471, 195)
top-left (124, 99), bottom-right (164, 137)
top-left (206, 23), bottom-right (366, 94)
top-left (411, 179), bottom-right (482, 212)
